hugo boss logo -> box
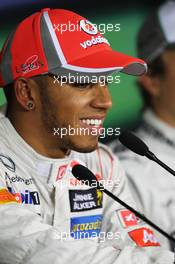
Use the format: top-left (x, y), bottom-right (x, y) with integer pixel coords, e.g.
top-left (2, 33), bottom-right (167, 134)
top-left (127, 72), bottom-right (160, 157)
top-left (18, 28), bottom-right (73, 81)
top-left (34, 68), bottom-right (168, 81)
top-left (69, 188), bottom-right (103, 212)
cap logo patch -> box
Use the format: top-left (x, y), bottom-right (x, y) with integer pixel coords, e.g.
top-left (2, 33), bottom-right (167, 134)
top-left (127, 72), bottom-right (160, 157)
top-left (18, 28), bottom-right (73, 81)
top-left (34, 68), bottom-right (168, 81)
top-left (16, 55), bottom-right (44, 74)
top-left (79, 20), bottom-right (98, 35)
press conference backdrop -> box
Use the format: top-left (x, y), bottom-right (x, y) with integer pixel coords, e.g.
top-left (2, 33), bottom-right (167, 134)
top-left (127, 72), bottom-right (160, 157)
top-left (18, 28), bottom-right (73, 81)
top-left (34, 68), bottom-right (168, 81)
top-left (0, 0), bottom-right (164, 137)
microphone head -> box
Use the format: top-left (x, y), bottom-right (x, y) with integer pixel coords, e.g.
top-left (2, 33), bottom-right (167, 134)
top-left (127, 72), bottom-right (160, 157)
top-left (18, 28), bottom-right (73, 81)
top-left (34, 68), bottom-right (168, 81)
top-left (119, 130), bottom-right (149, 156)
top-left (72, 164), bottom-right (103, 189)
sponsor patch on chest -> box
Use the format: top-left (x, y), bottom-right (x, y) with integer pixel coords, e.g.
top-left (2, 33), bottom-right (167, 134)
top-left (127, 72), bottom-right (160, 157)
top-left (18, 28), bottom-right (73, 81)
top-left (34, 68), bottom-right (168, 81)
top-left (70, 214), bottom-right (102, 239)
top-left (8, 187), bottom-right (40, 205)
top-left (128, 227), bottom-right (160, 247)
top-left (69, 188), bottom-right (103, 212)
top-left (118, 209), bottom-right (140, 228)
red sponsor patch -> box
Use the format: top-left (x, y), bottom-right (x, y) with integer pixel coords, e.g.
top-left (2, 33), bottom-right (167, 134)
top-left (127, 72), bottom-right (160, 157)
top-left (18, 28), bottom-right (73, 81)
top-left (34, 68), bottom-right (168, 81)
top-left (129, 228), bottom-right (160, 247)
top-left (56, 165), bottom-right (68, 181)
top-left (118, 209), bottom-right (138, 228)
top-left (0, 189), bottom-right (18, 204)
top-left (69, 178), bottom-right (82, 186)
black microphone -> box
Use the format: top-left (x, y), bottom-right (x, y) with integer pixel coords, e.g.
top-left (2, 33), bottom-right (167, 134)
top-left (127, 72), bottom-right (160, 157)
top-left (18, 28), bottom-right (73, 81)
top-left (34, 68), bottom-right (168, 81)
top-left (119, 130), bottom-right (175, 177)
top-left (72, 164), bottom-right (175, 245)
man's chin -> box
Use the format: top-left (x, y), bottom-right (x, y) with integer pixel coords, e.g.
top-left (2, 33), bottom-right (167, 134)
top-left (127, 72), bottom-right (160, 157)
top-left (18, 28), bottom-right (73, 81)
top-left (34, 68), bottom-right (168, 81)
top-left (69, 139), bottom-right (98, 153)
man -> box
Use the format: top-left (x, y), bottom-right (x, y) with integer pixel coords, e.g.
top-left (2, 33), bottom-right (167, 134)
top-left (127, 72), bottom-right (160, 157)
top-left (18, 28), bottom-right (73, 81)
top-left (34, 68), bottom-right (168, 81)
top-left (110, 0), bottom-right (175, 250)
top-left (0, 7), bottom-right (173, 264)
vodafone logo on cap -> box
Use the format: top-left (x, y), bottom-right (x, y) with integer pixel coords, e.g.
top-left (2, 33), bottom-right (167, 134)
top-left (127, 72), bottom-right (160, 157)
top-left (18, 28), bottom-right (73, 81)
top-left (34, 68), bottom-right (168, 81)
top-left (79, 20), bottom-right (98, 35)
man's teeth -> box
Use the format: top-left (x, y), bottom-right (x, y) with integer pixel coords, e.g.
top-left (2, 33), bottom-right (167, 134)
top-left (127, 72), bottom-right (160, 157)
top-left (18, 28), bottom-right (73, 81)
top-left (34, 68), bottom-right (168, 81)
top-left (82, 119), bottom-right (102, 126)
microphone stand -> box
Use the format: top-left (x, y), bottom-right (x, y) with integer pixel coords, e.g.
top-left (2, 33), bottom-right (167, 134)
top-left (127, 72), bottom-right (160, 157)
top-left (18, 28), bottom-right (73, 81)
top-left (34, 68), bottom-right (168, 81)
top-left (146, 150), bottom-right (175, 177)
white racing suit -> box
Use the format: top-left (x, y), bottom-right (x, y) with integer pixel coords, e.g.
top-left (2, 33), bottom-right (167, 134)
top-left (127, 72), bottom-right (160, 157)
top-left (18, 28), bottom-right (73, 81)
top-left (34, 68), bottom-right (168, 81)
top-left (110, 108), bottom-right (175, 251)
top-left (0, 113), bottom-right (173, 264)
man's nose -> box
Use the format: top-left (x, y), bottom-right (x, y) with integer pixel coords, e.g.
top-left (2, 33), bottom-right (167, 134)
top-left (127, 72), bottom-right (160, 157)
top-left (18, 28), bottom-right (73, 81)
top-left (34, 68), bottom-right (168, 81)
top-left (91, 83), bottom-right (112, 110)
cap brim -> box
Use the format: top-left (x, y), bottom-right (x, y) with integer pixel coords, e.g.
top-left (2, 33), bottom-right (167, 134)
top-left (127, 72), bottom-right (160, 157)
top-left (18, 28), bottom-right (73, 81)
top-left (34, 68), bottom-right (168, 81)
top-left (50, 49), bottom-right (147, 80)
top-left (70, 49), bottom-right (147, 76)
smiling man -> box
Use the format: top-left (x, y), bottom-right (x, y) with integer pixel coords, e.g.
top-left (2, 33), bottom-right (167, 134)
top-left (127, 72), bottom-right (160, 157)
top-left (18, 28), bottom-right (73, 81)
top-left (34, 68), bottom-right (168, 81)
top-left (6, 74), bottom-right (112, 157)
top-left (0, 8), bottom-right (173, 264)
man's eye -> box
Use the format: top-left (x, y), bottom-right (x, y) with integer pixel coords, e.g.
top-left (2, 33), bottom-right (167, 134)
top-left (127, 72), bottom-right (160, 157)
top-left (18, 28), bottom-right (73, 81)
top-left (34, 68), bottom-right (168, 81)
top-left (71, 80), bottom-right (108, 88)
top-left (72, 83), bottom-right (93, 88)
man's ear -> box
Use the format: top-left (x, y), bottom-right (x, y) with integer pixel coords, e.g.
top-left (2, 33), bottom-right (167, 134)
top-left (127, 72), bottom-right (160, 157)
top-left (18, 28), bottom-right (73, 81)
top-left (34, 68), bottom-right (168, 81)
top-left (138, 74), bottom-right (161, 97)
top-left (14, 78), bottom-right (37, 111)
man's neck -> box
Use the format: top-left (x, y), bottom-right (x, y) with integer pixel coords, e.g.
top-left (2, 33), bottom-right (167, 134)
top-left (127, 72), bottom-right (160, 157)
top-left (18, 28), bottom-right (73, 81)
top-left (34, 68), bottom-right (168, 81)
top-left (8, 113), bottom-right (69, 159)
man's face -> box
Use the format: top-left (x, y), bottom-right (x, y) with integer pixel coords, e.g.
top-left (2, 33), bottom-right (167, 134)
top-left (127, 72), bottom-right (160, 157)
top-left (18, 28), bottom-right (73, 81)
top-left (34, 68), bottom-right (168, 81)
top-left (38, 76), bottom-right (112, 153)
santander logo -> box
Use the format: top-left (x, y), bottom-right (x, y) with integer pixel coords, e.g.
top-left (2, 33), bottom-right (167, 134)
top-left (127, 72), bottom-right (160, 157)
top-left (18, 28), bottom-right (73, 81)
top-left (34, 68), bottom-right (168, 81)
top-left (79, 19), bottom-right (98, 35)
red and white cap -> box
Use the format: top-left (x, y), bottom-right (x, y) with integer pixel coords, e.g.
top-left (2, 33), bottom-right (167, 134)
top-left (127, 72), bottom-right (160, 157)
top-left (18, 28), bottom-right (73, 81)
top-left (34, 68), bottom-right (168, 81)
top-left (0, 8), bottom-right (147, 87)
